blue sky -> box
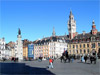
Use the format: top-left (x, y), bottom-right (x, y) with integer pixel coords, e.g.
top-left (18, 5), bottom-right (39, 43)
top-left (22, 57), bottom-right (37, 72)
top-left (0, 0), bottom-right (100, 43)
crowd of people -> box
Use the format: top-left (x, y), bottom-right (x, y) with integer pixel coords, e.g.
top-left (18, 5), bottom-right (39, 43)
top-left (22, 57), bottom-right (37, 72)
top-left (59, 50), bottom-right (98, 64)
top-left (45, 50), bottom-right (98, 69)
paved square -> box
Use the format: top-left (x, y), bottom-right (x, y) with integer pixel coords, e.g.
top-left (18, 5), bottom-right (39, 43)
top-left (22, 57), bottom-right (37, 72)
top-left (0, 59), bottom-right (100, 75)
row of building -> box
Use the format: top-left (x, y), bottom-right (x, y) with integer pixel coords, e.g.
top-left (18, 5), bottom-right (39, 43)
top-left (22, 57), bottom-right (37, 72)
top-left (0, 11), bottom-right (100, 61)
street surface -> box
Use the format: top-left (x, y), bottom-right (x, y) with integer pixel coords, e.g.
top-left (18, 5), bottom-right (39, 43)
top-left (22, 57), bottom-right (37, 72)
top-left (0, 59), bottom-right (100, 75)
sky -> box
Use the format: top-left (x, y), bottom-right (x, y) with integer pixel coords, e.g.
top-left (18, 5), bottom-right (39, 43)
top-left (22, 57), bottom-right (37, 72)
top-left (0, 0), bottom-right (100, 43)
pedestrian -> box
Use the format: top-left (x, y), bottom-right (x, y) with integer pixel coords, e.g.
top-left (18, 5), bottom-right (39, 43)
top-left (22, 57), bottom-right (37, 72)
top-left (84, 55), bottom-right (87, 63)
top-left (71, 56), bottom-right (74, 62)
top-left (80, 56), bottom-right (82, 62)
top-left (90, 55), bottom-right (93, 64)
top-left (49, 58), bottom-right (53, 69)
top-left (81, 56), bottom-right (85, 63)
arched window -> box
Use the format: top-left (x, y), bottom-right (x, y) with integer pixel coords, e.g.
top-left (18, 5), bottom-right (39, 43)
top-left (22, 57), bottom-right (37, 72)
top-left (70, 50), bottom-right (71, 54)
top-left (84, 49), bottom-right (86, 54)
top-left (87, 49), bottom-right (89, 53)
top-left (76, 45), bottom-right (78, 48)
top-left (80, 45), bottom-right (81, 48)
top-left (92, 43), bottom-right (95, 48)
top-left (77, 50), bottom-right (78, 54)
top-left (80, 49), bottom-right (82, 54)
top-left (83, 44), bottom-right (85, 48)
top-left (87, 44), bottom-right (89, 47)
top-left (73, 45), bottom-right (75, 48)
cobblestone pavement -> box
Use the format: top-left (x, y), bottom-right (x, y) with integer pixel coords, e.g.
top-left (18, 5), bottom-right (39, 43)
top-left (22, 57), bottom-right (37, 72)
top-left (0, 59), bottom-right (100, 75)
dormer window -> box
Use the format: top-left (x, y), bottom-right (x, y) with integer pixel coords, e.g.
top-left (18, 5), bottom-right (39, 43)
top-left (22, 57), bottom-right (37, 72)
top-left (83, 38), bottom-right (85, 42)
top-left (96, 37), bottom-right (99, 41)
top-left (91, 37), bottom-right (95, 41)
top-left (87, 38), bottom-right (90, 42)
top-left (79, 39), bottom-right (81, 42)
top-left (76, 39), bottom-right (78, 43)
top-left (72, 40), bottom-right (75, 42)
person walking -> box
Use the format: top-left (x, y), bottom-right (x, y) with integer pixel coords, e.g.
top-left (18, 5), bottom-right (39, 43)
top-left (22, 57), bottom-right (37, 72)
top-left (84, 55), bottom-right (88, 63)
top-left (49, 58), bottom-right (53, 69)
top-left (90, 55), bottom-right (93, 64)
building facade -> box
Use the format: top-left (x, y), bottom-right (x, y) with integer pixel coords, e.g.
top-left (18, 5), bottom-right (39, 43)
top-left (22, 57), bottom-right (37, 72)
top-left (23, 46), bottom-right (28, 59)
top-left (15, 29), bottom-right (23, 61)
top-left (0, 38), bottom-right (6, 60)
top-left (67, 13), bottom-right (100, 56)
top-left (34, 27), bottom-right (69, 59)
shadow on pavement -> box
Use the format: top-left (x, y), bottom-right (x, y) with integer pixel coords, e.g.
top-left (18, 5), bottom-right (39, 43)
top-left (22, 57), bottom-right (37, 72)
top-left (0, 62), bottom-right (55, 75)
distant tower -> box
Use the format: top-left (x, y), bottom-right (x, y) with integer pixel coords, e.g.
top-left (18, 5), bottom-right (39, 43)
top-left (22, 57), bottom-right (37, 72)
top-left (16, 28), bottom-right (23, 61)
top-left (68, 10), bottom-right (76, 39)
top-left (52, 27), bottom-right (56, 36)
top-left (91, 20), bottom-right (97, 35)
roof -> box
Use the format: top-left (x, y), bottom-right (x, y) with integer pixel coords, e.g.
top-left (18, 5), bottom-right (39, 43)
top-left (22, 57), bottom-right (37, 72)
top-left (69, 32), bottom-right (100, 43)
top-left (33, 35), bottom-right (69, 45)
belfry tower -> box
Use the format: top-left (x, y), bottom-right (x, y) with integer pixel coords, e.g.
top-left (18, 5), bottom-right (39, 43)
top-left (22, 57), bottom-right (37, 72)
top-left (68, 11), bottom-right (76, 39)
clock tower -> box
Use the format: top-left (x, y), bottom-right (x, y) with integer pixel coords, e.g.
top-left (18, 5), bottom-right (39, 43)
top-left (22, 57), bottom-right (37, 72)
top-left (68, 11), bottom-right (76, 39)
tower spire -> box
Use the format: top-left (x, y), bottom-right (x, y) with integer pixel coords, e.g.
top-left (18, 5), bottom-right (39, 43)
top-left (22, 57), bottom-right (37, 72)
top-left (18, 28), bottom-right (21, 35)
top-left (70, 10), bottom-right (72, 15)
top-left (52, 27), bottom-right (56, 37)
top-left (92, 20), bottom-right (95, 26)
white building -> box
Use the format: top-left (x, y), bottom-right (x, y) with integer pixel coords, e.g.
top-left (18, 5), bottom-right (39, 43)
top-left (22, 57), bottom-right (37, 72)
top-left (5, 45), bottom-right (12, 59)
top-left (15, 29), bottom-right (23, 61)
top-left (0, 38), bottom-right (5, 60)
top-left (49, 39), bottom-right (67, 58)
top-left (34, 27), bottom-right (69, 59)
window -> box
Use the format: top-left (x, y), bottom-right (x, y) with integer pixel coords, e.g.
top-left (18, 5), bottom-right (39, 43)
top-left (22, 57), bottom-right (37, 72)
top-left (91, 37), bottom-right (95, 41)
top-left (73, 45), bottom-right (75, 48)
top-left (70, 45), bottom-right (71, 48)
top-left (87, 44), bottom-right (89, 47)
top-left (70, 50), bottom-right (71, 54)
top-left (84, 49), bottom-right (86, 54)
top-left (98, 43), bottom-right (100, 47)
top-left (76, 45), bottom-right (78, 48)
top-left (80, 45), bottom-right (81, 48)
top-left (87, 49), bottom-right (89, 53)
top-left (76, 50), bottom-right (78, 54)
top-left (92, 43), bottom-right (95, 48)
top-left (83, 44), bottom-right (85, 48)
top-left (80, 49), bottom-right (82, 54)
